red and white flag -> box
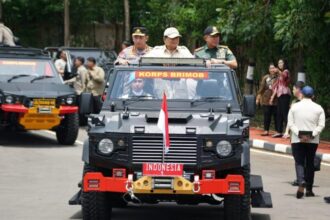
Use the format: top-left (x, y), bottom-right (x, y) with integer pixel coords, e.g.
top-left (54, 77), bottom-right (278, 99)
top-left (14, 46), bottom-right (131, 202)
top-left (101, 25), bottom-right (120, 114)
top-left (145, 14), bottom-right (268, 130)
top-left (157, 93), bottom-right (170, 154)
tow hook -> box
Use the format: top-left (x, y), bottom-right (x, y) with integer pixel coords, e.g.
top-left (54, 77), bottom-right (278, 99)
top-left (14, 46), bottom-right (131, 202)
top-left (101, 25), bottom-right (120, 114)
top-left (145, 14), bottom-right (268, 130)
top-left (124, 174), bottom-right (141, 204)
top-left (125, 174), bottom-right (133, 191)
top-left (193, 175), bottom-right (200, 193)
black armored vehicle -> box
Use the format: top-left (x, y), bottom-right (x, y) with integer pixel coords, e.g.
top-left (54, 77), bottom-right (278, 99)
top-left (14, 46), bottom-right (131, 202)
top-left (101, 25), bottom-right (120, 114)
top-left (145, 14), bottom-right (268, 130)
top-left (44, 47), bottom-right (117, 80)
top-left (71, 58), bottom-right (272, 220)
top-left (0, 46), bottom-right (79, 145)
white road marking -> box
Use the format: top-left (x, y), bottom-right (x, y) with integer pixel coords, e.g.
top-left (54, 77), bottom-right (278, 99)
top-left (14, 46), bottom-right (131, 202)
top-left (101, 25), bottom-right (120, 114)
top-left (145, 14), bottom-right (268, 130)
top-left (252, 139), bottom-right (265, 149)
top-left (41, 130), bottom-right (84, 145)
top-left (274, 143), bottom-right (289, 153)
top-left (251, 148), bottom-right (330, 167)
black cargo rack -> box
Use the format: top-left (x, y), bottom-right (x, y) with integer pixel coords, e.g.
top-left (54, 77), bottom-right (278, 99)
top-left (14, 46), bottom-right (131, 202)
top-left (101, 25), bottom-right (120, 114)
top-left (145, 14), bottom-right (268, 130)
top-left (0, 46), bottom-right (50, 58)
top-left (139, 57), bottom-right (206, 67)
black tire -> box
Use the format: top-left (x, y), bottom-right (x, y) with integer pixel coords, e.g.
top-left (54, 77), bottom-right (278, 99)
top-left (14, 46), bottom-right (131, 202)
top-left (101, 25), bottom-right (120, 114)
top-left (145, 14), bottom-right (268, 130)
top-left (224, 164), bottom-right (251, 220)
top-left (56, 112), bottom-right (79, 145)
top-left (81, 163), bottom-right (113, 220)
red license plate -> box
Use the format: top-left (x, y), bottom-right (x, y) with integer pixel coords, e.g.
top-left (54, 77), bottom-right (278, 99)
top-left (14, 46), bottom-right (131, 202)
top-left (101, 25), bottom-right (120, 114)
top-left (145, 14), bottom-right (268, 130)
top-left (143, 163), bottom-right (183, 177)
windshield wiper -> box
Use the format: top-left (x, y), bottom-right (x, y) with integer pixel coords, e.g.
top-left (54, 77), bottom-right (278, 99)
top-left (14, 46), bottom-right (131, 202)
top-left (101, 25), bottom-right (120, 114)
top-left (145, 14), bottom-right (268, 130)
top-left (121, 95), bottom-right (154, 107)
top-left (7, 74), bottom-right (31, 83)
top-left (191, 96), bottom-right (226, 105)
top-left (30, 75), bottom-right (54, 83)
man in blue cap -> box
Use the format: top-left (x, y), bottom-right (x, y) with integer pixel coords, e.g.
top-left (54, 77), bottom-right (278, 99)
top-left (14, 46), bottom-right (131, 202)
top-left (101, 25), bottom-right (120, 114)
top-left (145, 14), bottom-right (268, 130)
top-left (288, 86), bottom-right (325, 199)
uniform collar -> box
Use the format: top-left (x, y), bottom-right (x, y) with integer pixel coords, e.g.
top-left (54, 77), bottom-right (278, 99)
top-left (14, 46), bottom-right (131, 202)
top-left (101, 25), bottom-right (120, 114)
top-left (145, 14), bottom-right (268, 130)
top-left (164, 45), bottom-right (179, 54)
top-left (131, 90), bottom-right (144, 96)
top-left (301, 98), bottom-right (312, 102)
top-left (204, 44), bottom-right (217, 51)
top-left (132, 45), bottom-right (150, 55)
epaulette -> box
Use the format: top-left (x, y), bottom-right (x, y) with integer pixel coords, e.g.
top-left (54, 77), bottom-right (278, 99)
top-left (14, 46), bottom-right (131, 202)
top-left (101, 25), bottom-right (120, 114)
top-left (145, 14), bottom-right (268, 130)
top-left (124, 45), bottom-right (134, 51)
top-left (194, 46), bottom-right (203, 52)
top-left (178, 45), bottom-right (189, 50)
top-left (218, 45), bottom-right (229, 49)
top-left (147, 45), bottom-right (153, 50)
top-left (153, 46), bottom-right (163, 50)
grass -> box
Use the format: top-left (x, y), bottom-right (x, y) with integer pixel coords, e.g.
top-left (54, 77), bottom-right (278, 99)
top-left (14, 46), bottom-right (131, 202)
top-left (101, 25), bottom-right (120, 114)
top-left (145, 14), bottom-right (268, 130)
top-left (250, 107), bottom-right (330, 142)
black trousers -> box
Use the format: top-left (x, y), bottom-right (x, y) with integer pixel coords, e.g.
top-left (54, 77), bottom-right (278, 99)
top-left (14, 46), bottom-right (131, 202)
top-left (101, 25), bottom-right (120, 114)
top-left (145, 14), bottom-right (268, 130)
top-left (292, 143), bottom-right (318, 190)
top-left (277, 94), bottom-right (291, 133)
top-left (92, 95), bottom-right (103, 114)
top-left (263, 105), bottom-right (278, 131)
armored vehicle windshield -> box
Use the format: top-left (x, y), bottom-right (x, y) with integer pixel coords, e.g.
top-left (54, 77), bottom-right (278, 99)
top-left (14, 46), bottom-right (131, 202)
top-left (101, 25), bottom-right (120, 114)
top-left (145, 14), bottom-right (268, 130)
top-left (0, 58), bottom-right (62, 83)
top-left (105, 67), bottom-right (241, 112)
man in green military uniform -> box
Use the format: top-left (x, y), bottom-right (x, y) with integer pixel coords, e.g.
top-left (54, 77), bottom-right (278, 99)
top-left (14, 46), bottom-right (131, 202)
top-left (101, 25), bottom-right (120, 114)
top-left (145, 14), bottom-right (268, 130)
top-left (195, 26), bottom-right (237, 69)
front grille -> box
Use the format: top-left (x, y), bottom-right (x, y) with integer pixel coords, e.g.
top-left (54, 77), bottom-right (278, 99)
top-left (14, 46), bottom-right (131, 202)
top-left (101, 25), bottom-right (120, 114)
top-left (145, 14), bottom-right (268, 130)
top-left (132, 135), bottom-right (198, 165)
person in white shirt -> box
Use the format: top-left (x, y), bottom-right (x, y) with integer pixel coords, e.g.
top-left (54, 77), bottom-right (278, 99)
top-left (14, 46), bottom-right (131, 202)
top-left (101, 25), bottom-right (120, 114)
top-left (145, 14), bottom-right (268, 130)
top-left (144, 27), bottom-right (193, 58)
top-left (0, 19), bottom-right (16, 46)
top-left (54, 50), bottom-right (67, 78)
top-left (288, 86), bottom-right (325, 199)
top-left (144, 27), bottom-right (196, 98)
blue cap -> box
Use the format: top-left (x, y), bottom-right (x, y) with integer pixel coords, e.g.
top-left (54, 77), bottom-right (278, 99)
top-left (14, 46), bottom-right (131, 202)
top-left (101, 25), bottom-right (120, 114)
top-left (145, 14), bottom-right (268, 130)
top-left (302, 86), bottom-right (314, 97)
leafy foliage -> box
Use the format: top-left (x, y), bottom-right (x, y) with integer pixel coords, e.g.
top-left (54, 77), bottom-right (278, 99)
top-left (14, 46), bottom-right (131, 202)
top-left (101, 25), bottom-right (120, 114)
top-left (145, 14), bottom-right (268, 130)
top-left (1, 0), bottom-right (330, 113)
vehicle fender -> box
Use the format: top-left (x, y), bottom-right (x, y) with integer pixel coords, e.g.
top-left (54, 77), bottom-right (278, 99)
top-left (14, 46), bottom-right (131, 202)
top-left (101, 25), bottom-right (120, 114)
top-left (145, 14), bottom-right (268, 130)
top-left (241, 140), bottom-right (250, 166)
top-left (82, 139), bottom-right (89, 163)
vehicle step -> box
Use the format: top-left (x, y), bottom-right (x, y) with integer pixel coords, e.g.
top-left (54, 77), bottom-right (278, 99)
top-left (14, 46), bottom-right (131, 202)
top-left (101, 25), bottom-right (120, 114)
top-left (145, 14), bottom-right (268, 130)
top-left (68, 190), bottom-right (81, 205)
top-left (251, 191), bottom-right (273, 208)
top-left (250, 174), bottom-right (263, 191)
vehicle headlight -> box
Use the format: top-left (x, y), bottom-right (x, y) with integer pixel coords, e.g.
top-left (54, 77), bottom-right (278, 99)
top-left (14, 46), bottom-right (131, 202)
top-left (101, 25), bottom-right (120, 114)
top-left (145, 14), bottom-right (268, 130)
top-left (98, 139), bottom-right (114, 155)
top-left (66, 97), bottom-right (74, 105)
top-left (5, 96), bottom-right (14, 104)
top-left (216, 140), bottom-right (232, 157)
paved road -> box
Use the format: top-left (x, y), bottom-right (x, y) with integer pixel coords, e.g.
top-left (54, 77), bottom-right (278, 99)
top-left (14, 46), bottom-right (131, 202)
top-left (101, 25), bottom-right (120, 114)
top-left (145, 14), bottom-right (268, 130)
top-left (0, 128), bottom-right (329, 220)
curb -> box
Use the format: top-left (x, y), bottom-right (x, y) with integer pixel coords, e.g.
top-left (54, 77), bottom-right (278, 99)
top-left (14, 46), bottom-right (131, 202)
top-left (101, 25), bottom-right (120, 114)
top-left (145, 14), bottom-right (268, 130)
top-left (250, 139), bottom-right (330, 163)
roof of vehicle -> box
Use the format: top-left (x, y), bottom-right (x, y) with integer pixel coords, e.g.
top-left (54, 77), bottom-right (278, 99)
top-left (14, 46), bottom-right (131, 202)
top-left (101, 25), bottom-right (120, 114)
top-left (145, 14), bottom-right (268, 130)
top-left (0, 46), bottom-right (51, 59)
top-left (44, 47), bottom-right (108, 52)
top-left (113, 57), bottom-right (233, 71)
top-left (60, 47), bottom-right (104, 51)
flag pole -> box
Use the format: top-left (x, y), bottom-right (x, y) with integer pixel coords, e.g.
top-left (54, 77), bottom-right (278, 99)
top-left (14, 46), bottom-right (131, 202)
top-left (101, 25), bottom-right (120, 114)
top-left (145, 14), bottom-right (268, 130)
top-left (162, 138), bottom-right (165, 163)
top-left (158, 91), bottom-right (169, 164)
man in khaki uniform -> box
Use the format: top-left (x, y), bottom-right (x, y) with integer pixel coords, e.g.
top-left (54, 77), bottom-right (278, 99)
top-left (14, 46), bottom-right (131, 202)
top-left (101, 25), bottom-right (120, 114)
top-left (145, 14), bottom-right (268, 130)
top-left (0, 19), bottom-right (15, 46)
top-left (144, 27), bottom-right (193, 58)
top-left (115, 27), bottom-right (152, 65)
top-left (64, 57), bottom-right (88, 95)
top-left (86, 57), bottom-right (105, 113)
top-left (195, 26), bottom-right (237, 69)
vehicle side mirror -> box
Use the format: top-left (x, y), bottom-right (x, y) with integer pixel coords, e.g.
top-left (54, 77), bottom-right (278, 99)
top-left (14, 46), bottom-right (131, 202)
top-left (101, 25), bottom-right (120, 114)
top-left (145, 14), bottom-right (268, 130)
top-left (242, 95), bottom-right (256, 117)
top-left (79, 92), bottom-right (93, 115)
